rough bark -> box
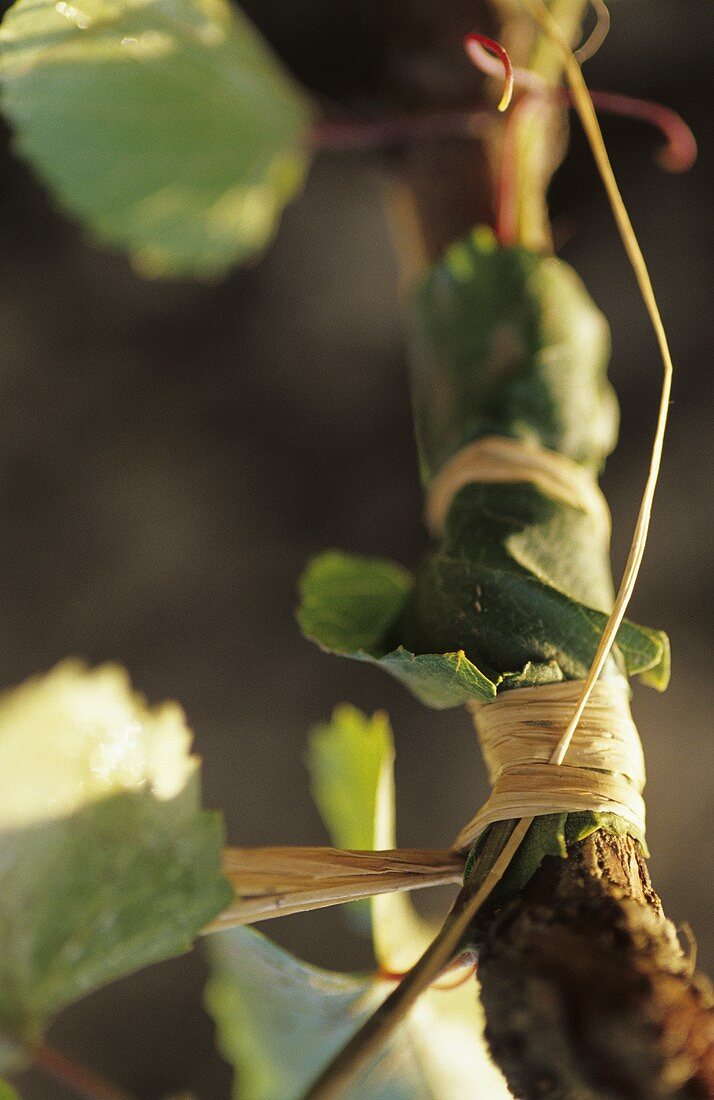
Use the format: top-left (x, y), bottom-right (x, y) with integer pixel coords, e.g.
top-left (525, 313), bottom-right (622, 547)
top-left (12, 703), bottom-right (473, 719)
top-left (477, 832), bottom-right (714, 1098)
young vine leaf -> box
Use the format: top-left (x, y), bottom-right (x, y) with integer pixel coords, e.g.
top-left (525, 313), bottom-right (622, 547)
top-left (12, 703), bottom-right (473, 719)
top-left (207, 706), bottom-right (511, 1100)
top-left (297, 228), bottom-right (670, 704)
top-left (0, 662), bottom-right (232, 1065)
top-left (297, 551), bottom-right (498, 708)
top-left (409, 227), bottom-right (618, 481)
top-left (297, 534), bottom-right (669, 709)
top-left (408, 482), bottom-right (671, 690)
top-left (307, 705), bottom-right (395, 853)
top-left (0, 0), bottom-right (314, 277)
top-left (307, 704), bottom-right (396, 928)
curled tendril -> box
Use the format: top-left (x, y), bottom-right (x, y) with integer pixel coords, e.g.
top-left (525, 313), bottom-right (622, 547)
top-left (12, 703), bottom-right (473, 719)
top-left (575, 0), bottom-right (611, 64)
top-left (464, 4), bottom-right (694, 175)
top-left (495, 86), bottom-right (696, 245)
top-left (464, 33), bottom-right (515, 111)
top-left (587, 90), bottom-right (697, 172)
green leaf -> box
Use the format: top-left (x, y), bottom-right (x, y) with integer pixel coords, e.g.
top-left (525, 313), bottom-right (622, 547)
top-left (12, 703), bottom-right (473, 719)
top-left (373, 647), bottom-right (498, 709)
top-left (0, 662), bottom-right (232, 1040)
top-left (307, 704), bottom-right (395, 928)
top-left (307, 704), bottom-right (435, 953)
top-left (208, 928), bottom-right (513, 1100)
top-left (309, 704), bottom-right (432, 968)
top-left (500, 659), bottom-right (564, 690)
top-left (207, 925), bottom-right (510, 1100)
top-left (298, 552), bottom-right (497, 708)
top-left (207, 927), bottom-right (415, 1100)
top-left (621, 624), bottom-right (671, 691)
top-left (299, 502), bottom-right (668, 703)
top-left (565, 809), bottom-right (647, 854)
top-left (0, 0), bottom-right (313, 277)
top-left (208, 704), bottom-right (512, 1099)
top-left (307, 705), bottom-right (394, 854)
top-left (298, 551), bottom-right (413, 655)
top-left (409, 225), bottom-right (618, 481)
top-left (0, 1081), bottom-right (21, 1100)
top-left (406, 483), bottom-right (670, 691)
top-left (466, 814), bottom-right (568, 906)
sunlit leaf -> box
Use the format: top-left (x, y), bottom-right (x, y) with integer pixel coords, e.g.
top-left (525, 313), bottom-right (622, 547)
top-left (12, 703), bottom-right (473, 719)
top-left (0, 0), bottom-right (313, 276)
top-left (0, 662), bottom-right (232, 1041)
top-left (208, 701), bottom-right (512, 1098)
top-left (406, 482), bottom-right (670, 691)
top-left (307, 705), bottom-right (395, 855)
top-left (409, 225), bottom-right (618, 481)
top-left (298, 552), bottom-right (497, 708)
top-left (307, 704), bottom-right (434, 955)
top-left (207, 927), bottom-right (430, 1100)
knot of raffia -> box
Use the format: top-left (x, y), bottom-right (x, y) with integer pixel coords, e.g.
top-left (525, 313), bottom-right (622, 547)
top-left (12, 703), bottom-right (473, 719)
top-left (455, 677), bottom-right (646, 851)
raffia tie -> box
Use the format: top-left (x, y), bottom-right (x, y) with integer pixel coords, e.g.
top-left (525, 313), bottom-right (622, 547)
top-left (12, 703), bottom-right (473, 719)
top-left (454, 678), bottom-right (646, 851)
top-left (425, 435), bottom-right (611, 538)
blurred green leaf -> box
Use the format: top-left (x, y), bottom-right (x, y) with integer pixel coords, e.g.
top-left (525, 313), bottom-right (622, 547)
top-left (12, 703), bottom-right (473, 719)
top-left (307, 704), bottom-right (394, 854)
top-left (406, 483), bottom-right (670, 692)
top-left (0, 1080), bottom-right (21, 1099)
top-left (307, 704), bottom-right (435, 949)
top-left (208, 704), bottom-right (512, 1099)
top-left (0, 0), bottom-right (313, 277)
top-left (0, 662), bottom-right (232, 1042)
top-left (298, 552), bottom-right (497, 708)
top-left (207, 927), bottom-right (434, 1100)
top-left (409, 225), bottom-right (618, 481)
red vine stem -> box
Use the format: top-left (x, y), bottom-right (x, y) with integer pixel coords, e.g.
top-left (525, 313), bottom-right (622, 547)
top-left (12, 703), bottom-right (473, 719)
top-left (311, 108), bottom-right (492, 152)
top-left (463, 31), bottom-right (697, 245)
top-left (312, 92), bottom-right (695, 250)
top-left (29, 1041), bottom-right (136, 1100)
top-left (312, 93), bottom-right (694, 166)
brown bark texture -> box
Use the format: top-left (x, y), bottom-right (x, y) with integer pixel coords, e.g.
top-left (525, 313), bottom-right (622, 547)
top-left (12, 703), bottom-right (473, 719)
top-left (477, 832), bottom-right (714, 1098)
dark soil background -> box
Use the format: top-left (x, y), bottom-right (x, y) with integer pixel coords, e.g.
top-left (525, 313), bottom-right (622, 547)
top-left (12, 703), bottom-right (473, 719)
top-left (3, 1), bottom-right (712, 1096)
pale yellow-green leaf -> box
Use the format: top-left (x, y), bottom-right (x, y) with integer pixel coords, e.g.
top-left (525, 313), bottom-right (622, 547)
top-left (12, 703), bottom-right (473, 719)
top-left (0, 662), bottom-right (231, 1040)
top-left (0, 661), bottom-right (195, 829)
top-left (0, 0), bottom-right (313, 277)
top-left (304, 704), bottom-right (512, 1098)
top-left (207, 926), bottom-right (512, 1100)
top-left (307, 704), bottom-right (434, 965)
top-left (307, 704), bottom-right (395, 854)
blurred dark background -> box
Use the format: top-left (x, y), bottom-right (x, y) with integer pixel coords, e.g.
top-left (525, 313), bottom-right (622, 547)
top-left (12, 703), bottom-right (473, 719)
top-left (2, 1), bottom-right (712, 1096)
